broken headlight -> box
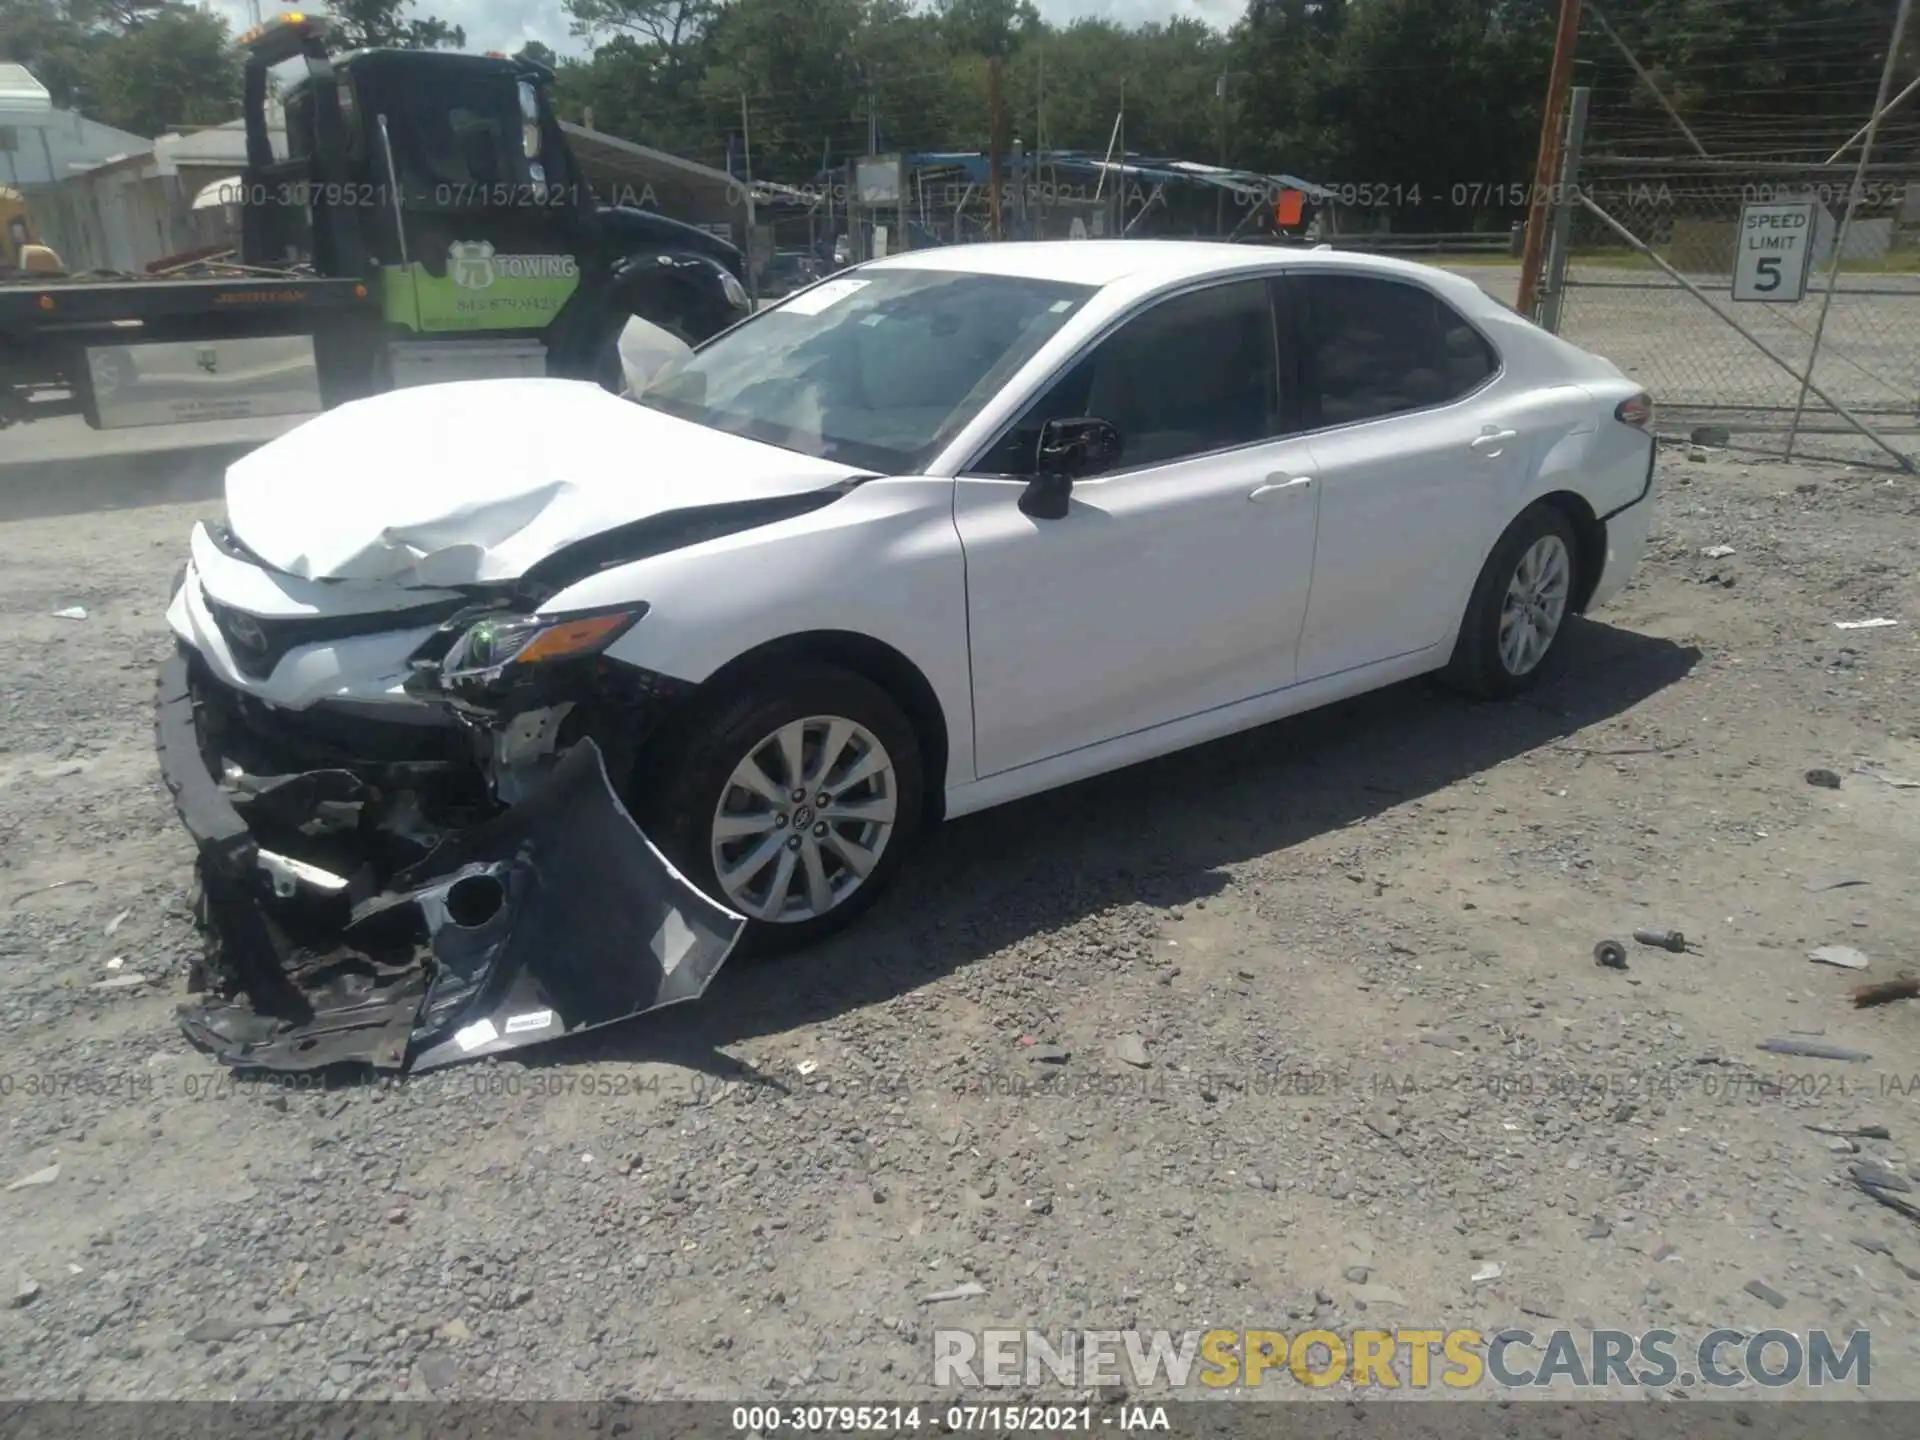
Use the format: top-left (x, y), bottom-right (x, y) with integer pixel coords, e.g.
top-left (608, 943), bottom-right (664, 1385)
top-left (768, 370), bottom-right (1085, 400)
top-left (439, 605), bottom-right (647, 684)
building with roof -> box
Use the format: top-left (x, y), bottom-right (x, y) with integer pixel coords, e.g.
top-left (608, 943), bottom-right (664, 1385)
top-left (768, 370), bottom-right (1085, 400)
top-left (0, 62), bottom-right (153, 191)
top-left (31, 109), bottom-right (286, 272)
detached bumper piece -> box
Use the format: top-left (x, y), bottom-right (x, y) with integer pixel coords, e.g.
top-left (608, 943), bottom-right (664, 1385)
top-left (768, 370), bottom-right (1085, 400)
top-left (155, 653), bottom-right (744, 1075)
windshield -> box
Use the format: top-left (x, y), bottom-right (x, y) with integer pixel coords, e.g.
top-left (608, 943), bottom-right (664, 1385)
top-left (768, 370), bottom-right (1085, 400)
top-left (637, 268), bottom-right (1097, 472)
top-left (384, 65), bottom-right (542, 206)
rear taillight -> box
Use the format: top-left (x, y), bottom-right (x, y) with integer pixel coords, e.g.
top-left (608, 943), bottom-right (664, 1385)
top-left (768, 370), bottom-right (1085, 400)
top-left (1615, 392), bottom-right (1653, 429)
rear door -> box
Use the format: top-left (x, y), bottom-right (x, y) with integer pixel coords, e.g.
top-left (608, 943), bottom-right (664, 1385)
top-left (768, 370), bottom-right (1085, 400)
top-left (1289, 270), bottom-right (1574, 681)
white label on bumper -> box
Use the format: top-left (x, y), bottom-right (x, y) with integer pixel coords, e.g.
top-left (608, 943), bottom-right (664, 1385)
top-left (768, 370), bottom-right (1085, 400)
top-left (454, 1019), bottom-right (500, 1051)
top-left (504, 1009), bottom-right (556, 1035)
top-left (652, 911), bottom-right (696, 977)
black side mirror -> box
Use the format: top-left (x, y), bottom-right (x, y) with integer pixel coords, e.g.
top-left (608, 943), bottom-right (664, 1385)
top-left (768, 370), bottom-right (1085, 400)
top-left (1019, 417), bottom-right (1122, 520)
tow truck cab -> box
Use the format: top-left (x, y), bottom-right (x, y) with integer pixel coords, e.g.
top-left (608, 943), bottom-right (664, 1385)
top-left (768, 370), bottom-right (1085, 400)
top-left (0, 13), bottom-right (749, 430)
top-left (238, 12), bottom-right (749, 394)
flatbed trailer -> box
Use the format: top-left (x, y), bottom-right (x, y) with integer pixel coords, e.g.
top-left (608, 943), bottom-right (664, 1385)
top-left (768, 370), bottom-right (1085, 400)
top-left (0, 13), bottom-right (750, 433)
top-left (0, 270), bottom-right (383, 428)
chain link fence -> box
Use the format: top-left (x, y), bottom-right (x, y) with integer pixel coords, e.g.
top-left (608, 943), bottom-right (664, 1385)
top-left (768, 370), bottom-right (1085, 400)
top-left (1550, 158), bottom-right (1920, 467)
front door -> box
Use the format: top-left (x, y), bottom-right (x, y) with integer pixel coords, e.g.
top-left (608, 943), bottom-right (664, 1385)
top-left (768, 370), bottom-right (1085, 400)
top-left (954, 276), bottom-right (1321, 780)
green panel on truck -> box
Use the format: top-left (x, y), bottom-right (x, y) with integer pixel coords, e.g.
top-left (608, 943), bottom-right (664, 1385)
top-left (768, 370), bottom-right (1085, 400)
top-left (379, 243), bottom-right (582, 332)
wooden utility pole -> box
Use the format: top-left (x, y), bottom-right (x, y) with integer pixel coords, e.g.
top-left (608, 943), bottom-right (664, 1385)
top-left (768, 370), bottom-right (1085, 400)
top-left (1515, 0), bottom-right (1584, 319)
top-left (987, 52), bottom-right (1005, 241)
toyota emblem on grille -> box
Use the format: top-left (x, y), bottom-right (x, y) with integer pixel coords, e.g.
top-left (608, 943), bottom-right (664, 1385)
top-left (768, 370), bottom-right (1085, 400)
top-left (224, 610), bottom-right (266, 653)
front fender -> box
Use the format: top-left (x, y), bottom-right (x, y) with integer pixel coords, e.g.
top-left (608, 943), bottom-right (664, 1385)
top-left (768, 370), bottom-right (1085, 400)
top-left (540, 477), bottom-right (978, 790)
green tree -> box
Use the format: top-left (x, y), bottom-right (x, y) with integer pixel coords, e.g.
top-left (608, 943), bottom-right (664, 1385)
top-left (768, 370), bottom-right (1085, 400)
top-left (938, 0), bottom-right (1040, 58)
top-left (0, 0), bottom-right (98, 109)
top-left (324, 0), bottom-right (466, 51)
top-left (80, 4), bottom-right (238, 136)
top-left (553, 1), bottom-right (723, 155)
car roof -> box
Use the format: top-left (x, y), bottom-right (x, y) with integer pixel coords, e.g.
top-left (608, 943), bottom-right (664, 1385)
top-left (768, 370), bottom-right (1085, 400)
top-left (858, 239), bottom-right (1491, 301)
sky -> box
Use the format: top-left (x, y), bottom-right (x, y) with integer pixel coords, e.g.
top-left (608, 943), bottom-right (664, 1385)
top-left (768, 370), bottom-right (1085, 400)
top-left (208, 1), bottom-right (1245, 62)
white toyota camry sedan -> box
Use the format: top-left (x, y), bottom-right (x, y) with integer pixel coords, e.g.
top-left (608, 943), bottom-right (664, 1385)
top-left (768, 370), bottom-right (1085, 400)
top-left (159, 240), bottom-right (1656, 1066)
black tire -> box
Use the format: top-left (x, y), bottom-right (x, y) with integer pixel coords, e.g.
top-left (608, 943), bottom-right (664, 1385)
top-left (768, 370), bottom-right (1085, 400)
top-left (1440, 501), bottom-right (1582, 699)
top-left (636, 663), bottom-right (924, 954)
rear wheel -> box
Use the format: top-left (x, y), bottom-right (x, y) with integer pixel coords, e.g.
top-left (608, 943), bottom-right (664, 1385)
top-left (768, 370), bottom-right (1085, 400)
top-left (637, 664), bottom-right (923, 953)
top-left (1441, 502), bottom-right (1581, 698)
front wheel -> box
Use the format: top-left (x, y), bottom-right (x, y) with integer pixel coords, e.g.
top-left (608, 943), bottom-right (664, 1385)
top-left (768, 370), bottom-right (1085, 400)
top-left (1441, 502), bottom-right (1581, 698)
top-left (637, 664), bottom-right (924, 953)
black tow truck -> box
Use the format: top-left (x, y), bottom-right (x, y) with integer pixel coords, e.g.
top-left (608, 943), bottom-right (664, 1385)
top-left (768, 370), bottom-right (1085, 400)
top-left (0, 11), bottom-right (750, 430)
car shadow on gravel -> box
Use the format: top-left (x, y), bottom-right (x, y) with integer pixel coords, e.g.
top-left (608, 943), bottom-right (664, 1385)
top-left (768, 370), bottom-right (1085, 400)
top-left (544, 616), bottom-right (1699, 1072)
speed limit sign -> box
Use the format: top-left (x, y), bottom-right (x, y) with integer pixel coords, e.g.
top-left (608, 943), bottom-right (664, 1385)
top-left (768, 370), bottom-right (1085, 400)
top-left (1732, 201), bottom-right (1817, 302)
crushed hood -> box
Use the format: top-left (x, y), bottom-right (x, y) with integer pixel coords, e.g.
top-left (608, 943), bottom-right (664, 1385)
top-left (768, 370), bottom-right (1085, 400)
top-left (224, 378), bottom-right (864, 586)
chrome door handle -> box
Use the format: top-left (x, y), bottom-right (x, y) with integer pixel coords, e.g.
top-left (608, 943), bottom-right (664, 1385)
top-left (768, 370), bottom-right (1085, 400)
top-left (1472, 428), bottom-right (1518, 453)
top-left (1249, 475), bottom-right (1313, 501)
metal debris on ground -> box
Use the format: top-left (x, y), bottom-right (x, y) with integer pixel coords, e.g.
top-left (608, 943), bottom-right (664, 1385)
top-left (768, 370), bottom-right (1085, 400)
top-left (1852, 1162), bottom-right (1912, 1194)
top-left (1351, 1282), bottom-right (1408, 1307)
top-left (1803, 876), bottom-right (1869, 892)
top-left (8, 878), bottom-right (97, 907)
top-left (1593, 940), bottom-right (1628, 970)
top-left (5, 1164), bottom-right (59, 1192)
top-left (1743, 1279), bottom-right (1788, 1310)
top-left (1633, 929), bottom-right (1690, 953)
top-left (1854, 1175), bottom-right (1920, 1227)
top-left (1809, 945), bottom-right (1871, 971)
top-left (1834, 618), bottom-right (1899, 630)
top-left (52, 607), bottom-right (87, 621)
top-left (104, 908), bottom-right (130, 936)
top-left (1855, 767), bottom-right (1920, 789)
top-left (1808, 1124), bottom-right (1891, 1140)
top-left (1701, 545), bottom-right (1736, 559)
top-left (1756, 1037), bottom-right (1872, 1062)
top-left (920, 1281), bottom-right (988, 1305)
top-left (1854, 978), bottom-right (1920, 1009)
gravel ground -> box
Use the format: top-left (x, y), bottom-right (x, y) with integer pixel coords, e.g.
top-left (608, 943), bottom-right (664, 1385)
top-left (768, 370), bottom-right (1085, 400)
top-left (1, 445), bottom-right (1918, 1404)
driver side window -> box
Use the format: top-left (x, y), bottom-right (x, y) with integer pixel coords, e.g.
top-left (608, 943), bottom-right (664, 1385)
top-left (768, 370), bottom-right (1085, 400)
top-left (974, 278), bottom-right (1282, 476)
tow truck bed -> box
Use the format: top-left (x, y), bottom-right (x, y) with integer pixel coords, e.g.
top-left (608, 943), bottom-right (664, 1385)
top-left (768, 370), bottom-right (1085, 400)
top-left (1, 272), bottom-right (383, 431)
top-left (0, 273), bottom-right (374, 327)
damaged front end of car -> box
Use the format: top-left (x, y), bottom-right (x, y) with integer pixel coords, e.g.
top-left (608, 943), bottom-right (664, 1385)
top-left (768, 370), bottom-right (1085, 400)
top-left (156, 585), bottom-right (745, 1076)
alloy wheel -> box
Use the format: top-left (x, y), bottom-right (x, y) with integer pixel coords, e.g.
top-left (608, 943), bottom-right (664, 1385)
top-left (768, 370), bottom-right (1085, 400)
top-left (1497, 534), bottom-right (1572, 677)
top-left (708, 715), bottom-right (898, 923)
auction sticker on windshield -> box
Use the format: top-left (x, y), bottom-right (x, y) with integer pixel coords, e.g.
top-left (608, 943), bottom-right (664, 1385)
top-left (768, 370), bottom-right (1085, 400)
top-left (779, 278), bottom-right (871, 315)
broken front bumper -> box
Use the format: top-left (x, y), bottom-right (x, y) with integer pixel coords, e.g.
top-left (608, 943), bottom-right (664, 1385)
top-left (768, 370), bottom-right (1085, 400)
top-left (154, 649), bottom-right (744, 1074)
